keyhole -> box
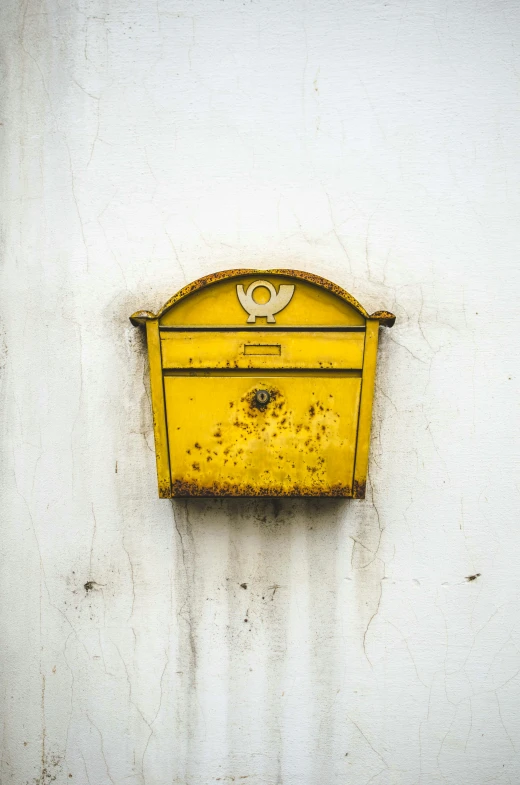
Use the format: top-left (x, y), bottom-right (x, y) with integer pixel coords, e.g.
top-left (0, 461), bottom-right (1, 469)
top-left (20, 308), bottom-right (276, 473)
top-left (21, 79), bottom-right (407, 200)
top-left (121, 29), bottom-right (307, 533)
top-left (255, 389), bottom-right (270, 406)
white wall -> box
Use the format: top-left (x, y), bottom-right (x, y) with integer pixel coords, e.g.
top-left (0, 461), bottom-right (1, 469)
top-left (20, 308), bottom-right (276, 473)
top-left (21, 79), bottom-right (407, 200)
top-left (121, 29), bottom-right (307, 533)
top-left (2, 1), bottom-right (520, 783)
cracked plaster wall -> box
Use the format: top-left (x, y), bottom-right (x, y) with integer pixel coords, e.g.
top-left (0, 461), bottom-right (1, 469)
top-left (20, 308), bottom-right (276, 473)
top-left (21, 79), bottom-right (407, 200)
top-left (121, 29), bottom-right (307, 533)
top-left (1, 0), bottom-right (520, 783)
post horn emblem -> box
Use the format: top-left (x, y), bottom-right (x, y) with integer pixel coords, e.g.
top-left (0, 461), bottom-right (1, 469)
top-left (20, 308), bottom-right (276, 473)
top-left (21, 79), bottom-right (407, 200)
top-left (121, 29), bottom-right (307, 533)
top-left (236, 280), bottom-right (295, 323)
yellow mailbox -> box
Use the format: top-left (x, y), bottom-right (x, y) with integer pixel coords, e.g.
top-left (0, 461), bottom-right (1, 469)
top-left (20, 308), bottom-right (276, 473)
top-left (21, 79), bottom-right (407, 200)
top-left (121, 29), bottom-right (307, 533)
top-left (130, 270), bottom-right (395, 498)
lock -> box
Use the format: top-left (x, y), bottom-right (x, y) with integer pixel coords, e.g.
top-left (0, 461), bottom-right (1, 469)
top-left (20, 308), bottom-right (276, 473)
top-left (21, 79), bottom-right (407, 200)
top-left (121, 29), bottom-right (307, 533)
top-left (131, 269), bottom-right (395, 498)
top-left (255, 389), bottom-right (270, 406)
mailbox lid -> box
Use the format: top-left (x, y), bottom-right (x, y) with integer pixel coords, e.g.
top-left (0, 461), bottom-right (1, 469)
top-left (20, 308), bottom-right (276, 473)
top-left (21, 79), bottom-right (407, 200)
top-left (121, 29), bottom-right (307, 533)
top-left (164, 373), bottom-right (362, 496)
top-left (158, 273), bottom-right (367, 327)
top-left (159, 329), bottom-right (365, 369)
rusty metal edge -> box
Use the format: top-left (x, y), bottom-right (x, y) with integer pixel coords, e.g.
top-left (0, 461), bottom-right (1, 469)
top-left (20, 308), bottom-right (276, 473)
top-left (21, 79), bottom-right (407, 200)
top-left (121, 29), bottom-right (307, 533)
top-left (129, 269), bottom-right (396, 327)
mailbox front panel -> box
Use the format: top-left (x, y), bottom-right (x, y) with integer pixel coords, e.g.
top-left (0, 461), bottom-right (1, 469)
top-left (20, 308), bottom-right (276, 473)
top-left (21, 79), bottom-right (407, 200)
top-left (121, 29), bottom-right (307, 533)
top-left (131, 269), bottom-right (395, 498)
top-left (164, 373), bottom-right (362, 496)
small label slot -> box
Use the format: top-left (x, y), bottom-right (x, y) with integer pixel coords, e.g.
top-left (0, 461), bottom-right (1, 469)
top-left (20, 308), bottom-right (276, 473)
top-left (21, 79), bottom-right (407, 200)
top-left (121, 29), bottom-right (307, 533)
top-left (243, 344), bottom-right (281, 356)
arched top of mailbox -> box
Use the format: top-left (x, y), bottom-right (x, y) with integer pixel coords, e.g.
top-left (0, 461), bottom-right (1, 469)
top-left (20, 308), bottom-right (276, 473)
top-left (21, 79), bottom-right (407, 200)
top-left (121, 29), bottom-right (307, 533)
top-left (130, 269), bottom-right (396, 328)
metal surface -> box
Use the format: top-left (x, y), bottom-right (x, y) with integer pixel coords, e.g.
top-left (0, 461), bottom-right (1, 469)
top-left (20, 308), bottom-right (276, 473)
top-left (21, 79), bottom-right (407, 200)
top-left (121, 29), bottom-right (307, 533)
top-left (130, 269), bottom-right (394, 497)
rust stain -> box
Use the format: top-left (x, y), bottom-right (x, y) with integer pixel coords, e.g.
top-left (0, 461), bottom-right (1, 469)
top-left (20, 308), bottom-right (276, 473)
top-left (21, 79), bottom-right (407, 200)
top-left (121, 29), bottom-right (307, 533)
top-left (352, 480), bottom-right (366, 499)
top-left (170, 478), bottom-right (352, 497)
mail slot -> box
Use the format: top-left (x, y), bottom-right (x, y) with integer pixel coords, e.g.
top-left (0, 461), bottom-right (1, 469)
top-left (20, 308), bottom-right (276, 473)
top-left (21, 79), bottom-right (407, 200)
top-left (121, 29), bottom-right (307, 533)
top-left (130, 269), bottom-right (395, 498)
